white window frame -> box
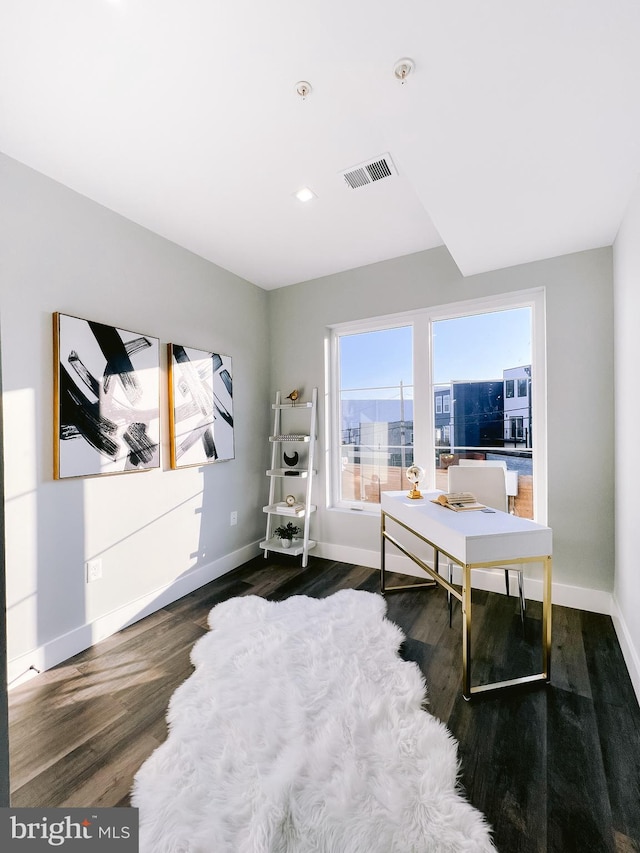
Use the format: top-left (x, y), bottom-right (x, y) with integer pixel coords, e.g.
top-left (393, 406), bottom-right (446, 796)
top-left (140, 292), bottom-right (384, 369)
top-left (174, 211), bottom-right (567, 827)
top-left (327, 288), bottom-right (547, 523)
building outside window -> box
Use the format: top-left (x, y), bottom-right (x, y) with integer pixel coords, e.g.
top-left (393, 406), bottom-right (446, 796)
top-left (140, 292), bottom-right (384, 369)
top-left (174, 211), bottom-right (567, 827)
top-left (503, 365), bottom-right (532, 449)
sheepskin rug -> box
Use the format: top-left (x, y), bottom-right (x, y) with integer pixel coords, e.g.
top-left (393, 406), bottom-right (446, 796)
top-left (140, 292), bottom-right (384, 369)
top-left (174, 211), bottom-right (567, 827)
top-left (131, 589), bottom-right (495, 852)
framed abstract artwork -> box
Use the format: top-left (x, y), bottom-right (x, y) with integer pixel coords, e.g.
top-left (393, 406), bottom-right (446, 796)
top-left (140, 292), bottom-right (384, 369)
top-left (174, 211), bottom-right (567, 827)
top-left (168, 344), bottom-right (234, 468)
top-left (53, 313), bottom-right (161, 479)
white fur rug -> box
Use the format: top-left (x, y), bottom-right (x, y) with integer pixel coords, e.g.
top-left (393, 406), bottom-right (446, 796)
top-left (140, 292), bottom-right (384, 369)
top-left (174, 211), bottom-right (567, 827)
top-left (131, 589), bottom-right (495, 852)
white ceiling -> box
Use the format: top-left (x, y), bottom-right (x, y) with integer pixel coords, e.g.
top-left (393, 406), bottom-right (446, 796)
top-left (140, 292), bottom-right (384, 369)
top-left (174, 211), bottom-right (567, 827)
top-left (2, 0), bottom-right (639, 290)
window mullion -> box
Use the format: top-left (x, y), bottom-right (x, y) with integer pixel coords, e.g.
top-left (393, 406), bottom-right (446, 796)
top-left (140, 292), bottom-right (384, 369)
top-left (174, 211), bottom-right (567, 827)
top-left (413, 315), bottom-right (433, 489)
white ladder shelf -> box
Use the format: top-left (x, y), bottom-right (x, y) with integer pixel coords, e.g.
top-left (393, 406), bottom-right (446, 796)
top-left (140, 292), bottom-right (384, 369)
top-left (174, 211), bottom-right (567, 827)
top-left (259, 387), bottom-right (318, 568)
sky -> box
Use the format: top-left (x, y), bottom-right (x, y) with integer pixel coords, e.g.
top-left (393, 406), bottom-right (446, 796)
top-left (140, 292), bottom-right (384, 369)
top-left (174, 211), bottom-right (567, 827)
top-left (433, 308), bottom-right (531, 384)
top-left (340, 307), bottom-right (532, 396)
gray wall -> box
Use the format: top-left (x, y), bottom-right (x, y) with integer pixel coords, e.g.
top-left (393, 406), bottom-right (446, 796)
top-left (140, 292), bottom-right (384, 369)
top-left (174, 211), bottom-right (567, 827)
top-left (613, 180), bottom-right (640, 693)
top-left (0, 335), bottom-right (9, 804)
top-left (0, 153), bottom-right (270, 675)
top-left (268, 245), bottom-right (615, 596)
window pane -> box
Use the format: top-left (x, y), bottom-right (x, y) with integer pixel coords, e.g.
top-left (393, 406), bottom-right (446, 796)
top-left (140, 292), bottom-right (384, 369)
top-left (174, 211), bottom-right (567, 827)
top-left (432, 308), bottom-right (533, 518)
top-left (338, 326), bottom-right (413, 504)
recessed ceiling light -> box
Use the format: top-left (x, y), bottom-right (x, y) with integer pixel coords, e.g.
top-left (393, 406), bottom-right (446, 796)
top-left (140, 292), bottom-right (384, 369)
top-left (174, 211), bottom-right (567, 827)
top-left (294, 187), bottom-right (316, 203)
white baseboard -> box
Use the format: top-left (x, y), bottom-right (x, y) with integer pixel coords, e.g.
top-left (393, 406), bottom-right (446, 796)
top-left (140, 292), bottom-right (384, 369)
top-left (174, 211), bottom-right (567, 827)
top-left (8, 541), bottom-right (261, 689)
top-left (316, 541), bottom-right (614, 612)
top-left (610, 598), bottom-right (640, 705)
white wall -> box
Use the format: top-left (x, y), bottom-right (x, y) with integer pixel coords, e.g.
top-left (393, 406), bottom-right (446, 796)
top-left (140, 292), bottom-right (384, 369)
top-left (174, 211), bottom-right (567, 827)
top-left (0, 154), bottom-right (270, 682)
top-left (613, 181), bottom-right (640, 698)
top-left (268, 245), bottom-right (615, 608)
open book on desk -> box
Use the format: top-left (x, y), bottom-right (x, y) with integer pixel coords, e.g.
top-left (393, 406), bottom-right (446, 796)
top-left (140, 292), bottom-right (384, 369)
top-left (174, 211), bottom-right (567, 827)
top-left (432, 492), bottom-right (486, 511)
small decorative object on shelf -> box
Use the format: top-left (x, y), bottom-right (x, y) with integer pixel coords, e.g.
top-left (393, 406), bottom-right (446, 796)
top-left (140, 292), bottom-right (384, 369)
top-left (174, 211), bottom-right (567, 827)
top-left (285, 495), bottom-right (296, 506)
top-left (406, 464), bottom-right (426, 500)
top-left (274, 522), bottom-right (300, 549)
top-left (286, 389), bottom-right (299, 404)
top-left (272, 499), bottom-right (305, 513)
top-left (283, 450), bottom-right (299, 467)
top-left (274, 434), bottom-right (307, 441)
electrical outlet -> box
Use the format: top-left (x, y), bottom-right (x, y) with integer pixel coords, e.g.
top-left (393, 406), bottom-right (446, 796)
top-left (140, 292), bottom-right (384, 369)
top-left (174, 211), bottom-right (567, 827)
top-left (86, 558), bottom-right (102, 582)
top-left (230, 511), bottom-right (238, 526)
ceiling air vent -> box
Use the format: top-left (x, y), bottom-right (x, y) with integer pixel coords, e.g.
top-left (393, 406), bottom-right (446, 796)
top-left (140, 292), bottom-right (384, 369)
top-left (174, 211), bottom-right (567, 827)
top-left (340, 153), bottom-right (398, 189)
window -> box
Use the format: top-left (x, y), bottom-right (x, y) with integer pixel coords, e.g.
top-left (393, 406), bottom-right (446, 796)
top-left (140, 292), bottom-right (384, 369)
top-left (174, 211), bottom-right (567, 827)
top-left (333, 324), bottom-right (413, 507)
top-left (510, 416), bottom-right (524, 440)
top-left (329, 289), bottom-right (547, 521)
top-left (432, 306), bottom-right (534, 517)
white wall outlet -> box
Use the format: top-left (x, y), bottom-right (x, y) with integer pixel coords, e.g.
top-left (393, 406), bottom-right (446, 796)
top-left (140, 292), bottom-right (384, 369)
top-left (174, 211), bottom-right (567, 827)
top-left (86, 558), bottom-right (102, 582)
top-left (230, 510), bottom-right (238, 526)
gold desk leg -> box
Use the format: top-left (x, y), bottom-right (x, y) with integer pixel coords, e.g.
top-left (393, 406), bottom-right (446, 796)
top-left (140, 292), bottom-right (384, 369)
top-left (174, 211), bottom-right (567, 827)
top-left (466, 555), bottom-right (552, 698)
top-left (380, 511), bottom-right (386, 592)
top-left (462, 564), bottom-right (472, 700)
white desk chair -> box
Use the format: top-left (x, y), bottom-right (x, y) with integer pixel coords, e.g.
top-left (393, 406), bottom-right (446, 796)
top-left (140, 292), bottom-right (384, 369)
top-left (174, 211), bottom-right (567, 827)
top-left (458, 458), bottom-right (518, 507)
top-left (447, 465), bottom-right (525, 624)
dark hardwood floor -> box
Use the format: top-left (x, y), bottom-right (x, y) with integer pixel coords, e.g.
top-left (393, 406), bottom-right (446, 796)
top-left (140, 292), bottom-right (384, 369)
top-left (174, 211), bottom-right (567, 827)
top-left (8, 555), bottom-right (640, 852)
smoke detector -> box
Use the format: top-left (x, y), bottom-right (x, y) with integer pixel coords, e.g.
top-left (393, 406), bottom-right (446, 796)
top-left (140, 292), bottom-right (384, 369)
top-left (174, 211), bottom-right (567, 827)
top-left (295, 81), bottom-right (312, 99)
top-left (393, 57), bottom-right (415, 83)
top-left (339, 153), bottom-right (398, 190)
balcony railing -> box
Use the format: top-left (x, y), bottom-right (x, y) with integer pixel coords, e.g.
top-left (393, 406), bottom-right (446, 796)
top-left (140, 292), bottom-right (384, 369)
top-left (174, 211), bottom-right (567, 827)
top-left (339, 443), bottom-right (533, 517)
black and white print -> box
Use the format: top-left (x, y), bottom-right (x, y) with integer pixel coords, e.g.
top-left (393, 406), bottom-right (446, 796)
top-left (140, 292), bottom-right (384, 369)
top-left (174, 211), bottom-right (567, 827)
top-left (168, 344), bottom-right (234, 468)
top-left (54, 313), bottom-right (160, 478)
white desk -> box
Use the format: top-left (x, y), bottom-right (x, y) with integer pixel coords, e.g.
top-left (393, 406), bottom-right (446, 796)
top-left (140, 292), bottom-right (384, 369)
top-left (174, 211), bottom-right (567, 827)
top-left (380, 490), bottom-right (552, 699)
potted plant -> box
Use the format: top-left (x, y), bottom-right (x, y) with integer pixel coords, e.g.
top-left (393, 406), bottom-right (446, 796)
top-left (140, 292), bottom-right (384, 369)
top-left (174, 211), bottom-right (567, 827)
top-left (274, 522), bottom-right (300, 549)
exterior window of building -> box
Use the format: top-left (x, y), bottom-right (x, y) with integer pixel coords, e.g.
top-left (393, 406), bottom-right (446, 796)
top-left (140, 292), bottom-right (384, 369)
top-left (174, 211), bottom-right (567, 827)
top-left (510, 416), bottom-right (524, 439)
top-left (329, 289), bottom-right (547, 522)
